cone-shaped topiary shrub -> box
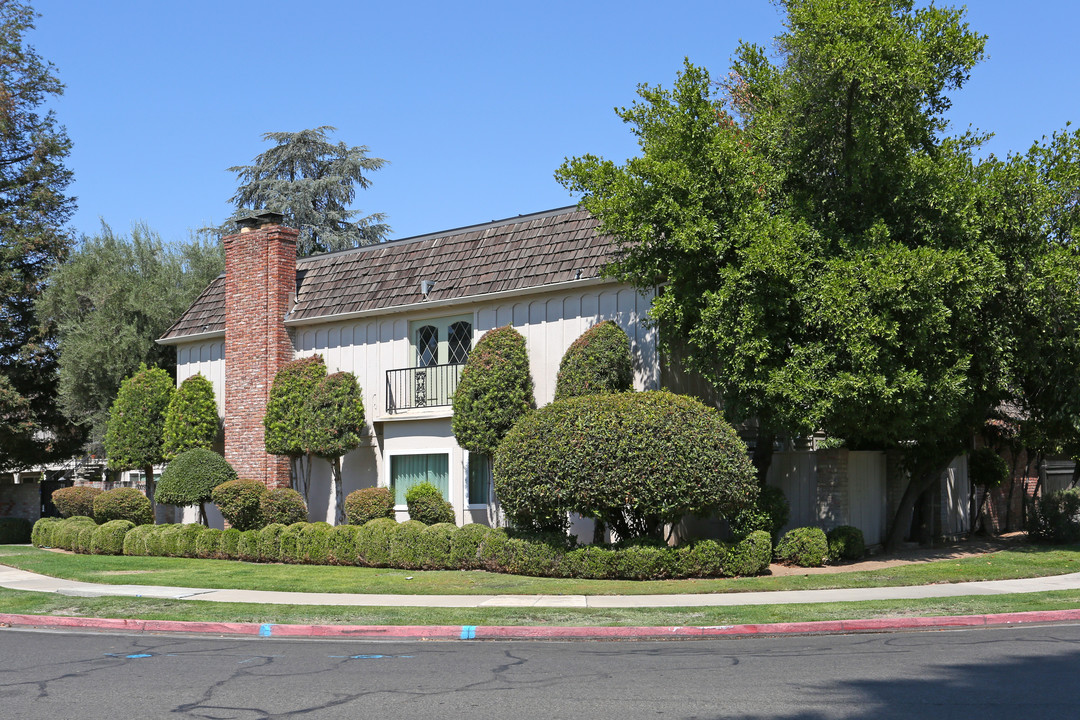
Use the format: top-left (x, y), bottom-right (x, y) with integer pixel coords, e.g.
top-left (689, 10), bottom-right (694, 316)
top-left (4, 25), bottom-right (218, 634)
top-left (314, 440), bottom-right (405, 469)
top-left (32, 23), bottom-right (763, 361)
top-left (776, 526), bottom-right (829, 567)
top-left (405, 481), bottom-right (454, 525)
top-left (51, 486), bottom-right (102, 518)
top-left (104, 364), bottom-right (173, 507)
top-left (90, 520), bottom-right (134, 555)
top-left (156, 448), bottom-right (237, 525)
top-left (211, 479), bottom-right (268, 531)
top-left (162, 373), bottom-right (220, 461)
top-left (344, 487), bottom-right (395, 526)
top-left (264, 355), bottom-right (327, 503)
top-left (553, 320), bottom-right (633, 400)
top-left (260, 488), bottom-right (308, 526)
top-left (93, 488), bottom-right (153, 525)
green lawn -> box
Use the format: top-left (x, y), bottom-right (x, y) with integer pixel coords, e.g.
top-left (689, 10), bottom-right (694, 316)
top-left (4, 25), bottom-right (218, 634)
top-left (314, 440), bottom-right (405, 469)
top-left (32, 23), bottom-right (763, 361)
top-left (2, 542), bottom-right (1080, 596)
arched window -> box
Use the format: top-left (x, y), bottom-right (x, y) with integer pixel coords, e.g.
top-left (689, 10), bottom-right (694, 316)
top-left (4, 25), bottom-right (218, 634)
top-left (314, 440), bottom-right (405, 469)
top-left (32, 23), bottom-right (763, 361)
top-left (416, 325), bottom-right (438, 367)
top-left (448, 321), bottom-right (472, 364)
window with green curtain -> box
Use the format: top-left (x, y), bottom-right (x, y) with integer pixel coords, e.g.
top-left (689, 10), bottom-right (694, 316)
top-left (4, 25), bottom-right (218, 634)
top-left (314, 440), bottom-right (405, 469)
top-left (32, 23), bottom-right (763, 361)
top-left (390, 453), bottom-right (449, 505)
top-left (468, 453), bottom-right (491, 505)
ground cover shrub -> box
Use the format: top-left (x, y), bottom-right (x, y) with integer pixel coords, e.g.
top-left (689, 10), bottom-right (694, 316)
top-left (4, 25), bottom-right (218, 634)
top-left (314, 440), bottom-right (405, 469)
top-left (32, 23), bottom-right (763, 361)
top-left (90, 520), bottom-right (134, 555)
top-left (0, 517), bottom-right (30, 544)
top-left (728, 485), bottom-right (790, 540)
top-left (357, 517), bottom-right (397, 567)
top-left (219, 528), bottom-right (242, 559)
top-left (553, 320), bottom-right (633, 400)
top-left (196, 528), bottom-right (223, 559)
top-left (51, 486), bottom-right (102, 518)
top-left (155, 448), bottom-right (236, 525)
top-left (93, 488), bottom-right (153, 525)
top-left (51, 516), bottom-right (97, 551)
top-left (328, 525), bottom-right (361, 565)
top-left (75, 525), bottom-right (96, 554)
top-left (416, 522), bottom-right (456, 569)
top-left (299, 522), bottom-right (333, 564)
top-left (450, 523), bottom-right (495, 569)
top-left (257, 523), bottom-right (286, 562)
top-left (277, 522), bottom-right (306, 564)
top-left (211, 479), bottom-right (269, 531)
top-left (776, 527), bottom-right (829, 567)
top-left (122, 523), bottom-right (155, 556)
top-left (405, 482), bottom-right (454, 525)
top-left (31, 517), bottom-right (62, 547)
top-left (238, 529), bottom-right (261, 562)
top-left (826, 525), bottom-right (865, 562)
top-left (344, 487), bottom-right (395, 526)
top-left (1027, 488), bottom-right (1080, 543)
top-left (724, 530), bottom-right (773, 577)
top-left (494, 391), bottom-right (757, 539)
top-left (260, 488), bottom-right (308, 526)
top-left (389, 520), bottom-right (427, 569)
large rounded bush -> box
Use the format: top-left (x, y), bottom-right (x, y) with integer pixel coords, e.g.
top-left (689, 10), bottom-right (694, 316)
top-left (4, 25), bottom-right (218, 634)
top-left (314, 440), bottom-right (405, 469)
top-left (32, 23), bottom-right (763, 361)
top-left (775, 526), bottom-right (829, 567)
top-left (553, 320), bottom-right (633, 400)
top-left (260, 488), bottom-right (308, 526)
top-left (344, 487), bottom-right (395, 526)
top-left (211, 479), bottom-right (268, 531)
top-left (93, 488), bottom-right (153, 525)
top-left (156, 448), bottom-right (237, 524)
top-left (90, 520), bottom-right (134, 555)
top-left (405, 482), bottom-right (454, 525)
top-left (494, 391), bottom-right (757, 539)
top-left (51, 486), bottom-right (102, 518)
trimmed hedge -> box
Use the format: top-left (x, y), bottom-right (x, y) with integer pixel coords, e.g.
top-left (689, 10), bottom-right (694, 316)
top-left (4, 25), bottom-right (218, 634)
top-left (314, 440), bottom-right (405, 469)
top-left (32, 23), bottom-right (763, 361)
top-left (776, 527), bottom-right (829, 567)
top-left (416, 523), bottom-right (456, 569)
top-left (553, 320), bottom-right (633, 400)
top-left (48, 516), bottom-right (97, 551)
top-left (196, 528), bottom-right (223, 559)
top-left (212, 479), bottom-right (269, 531)
top-left (123, 523), bottom-right (155, 556)
top-left (450, 523), bottom-right (495, 569)
top-left (90, 520), bottom-right (134, 555)
top-left (219, 528), bottom-right (242, 559)
top-left (258, 523), bottom-right (286, 562)
top-left (278, 522), bottom-right (306, 564)
top-left (238, 530), bottom-right (261, 562)
top-left (93, 488), bottom-right (153, 525)
top-left (405, 482), bottom-right (454, 525)
top-left (826, 525), bottom-right (865, 562)
top-left (725, 530), bottom-right (773, 576)
top-left (31, 517), bottom-right (62, 547)
top-left (299, 522), bottom-right (333, 565)
top-left (76, 525), bottom-right (96, 554)
top-left (51, 486), bottom-right (102, 518)
top-left (389, 520), bottom-right (427, 569)
top-left (0, 517), bottom-right (32, 544)
top-left (494, 391), bottom-right (757, 538)
top-left (344, 487), bottom-right (395, 526)
top-left (329, 525), bottom-right (362, 565)
top-left (260, 488), bottom-right (308, 526)
top-left (357, 517), bottom-right (397, 567)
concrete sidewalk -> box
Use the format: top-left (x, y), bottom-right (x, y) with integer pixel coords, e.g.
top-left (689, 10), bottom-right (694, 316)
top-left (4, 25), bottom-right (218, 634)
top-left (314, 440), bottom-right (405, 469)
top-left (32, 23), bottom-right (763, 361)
top-left (3, 565), bottom-right (1080, 608)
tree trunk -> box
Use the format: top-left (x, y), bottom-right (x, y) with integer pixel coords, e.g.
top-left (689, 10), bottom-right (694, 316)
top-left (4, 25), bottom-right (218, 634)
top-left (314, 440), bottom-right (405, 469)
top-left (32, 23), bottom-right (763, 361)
top-left (753, 430), bottom-right (776, 487)
top-left (143, 463), bottom-right (156, 511)
top-left (884, 460), bottom-right (951, 553)
top-left (332, 458), bottom-right (344, 525)
top-left (1070, 460), bottom-right (1080, 489)
top-left (197, 500), bottom-right (207, 526)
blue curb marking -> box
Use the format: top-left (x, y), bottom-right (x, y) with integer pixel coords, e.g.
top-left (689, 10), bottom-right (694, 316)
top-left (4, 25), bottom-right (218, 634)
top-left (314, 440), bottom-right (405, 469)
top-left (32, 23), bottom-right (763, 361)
top-left (460, 626), bottom-right (477, 640)
top-left (259, 624), bottom-right (273, 637)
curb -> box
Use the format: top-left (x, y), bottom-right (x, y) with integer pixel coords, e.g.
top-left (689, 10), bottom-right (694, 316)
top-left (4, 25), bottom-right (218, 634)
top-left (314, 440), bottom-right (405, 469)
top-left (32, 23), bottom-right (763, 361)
top-left (3, 609), bottom-right (1080, 641)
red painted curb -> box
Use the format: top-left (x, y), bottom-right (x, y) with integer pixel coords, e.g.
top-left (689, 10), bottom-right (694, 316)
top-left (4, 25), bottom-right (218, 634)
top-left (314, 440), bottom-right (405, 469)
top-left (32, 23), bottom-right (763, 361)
top-left (3, 608), bottom-right (1080, 640)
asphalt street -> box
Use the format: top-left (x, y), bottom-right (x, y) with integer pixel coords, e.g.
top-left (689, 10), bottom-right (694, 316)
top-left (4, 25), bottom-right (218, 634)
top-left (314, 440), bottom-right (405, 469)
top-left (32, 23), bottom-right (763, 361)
top-left (2, 623), bottom-right (1079, 719)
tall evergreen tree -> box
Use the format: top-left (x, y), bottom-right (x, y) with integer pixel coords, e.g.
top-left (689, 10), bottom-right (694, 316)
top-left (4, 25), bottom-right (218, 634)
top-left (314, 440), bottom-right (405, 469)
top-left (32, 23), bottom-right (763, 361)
top-left (104, 364), bottom-right (174, 508)
top-left (0, 0), bottom-right (81, 468)
top-left (225, 126), bottom-right (389, 256)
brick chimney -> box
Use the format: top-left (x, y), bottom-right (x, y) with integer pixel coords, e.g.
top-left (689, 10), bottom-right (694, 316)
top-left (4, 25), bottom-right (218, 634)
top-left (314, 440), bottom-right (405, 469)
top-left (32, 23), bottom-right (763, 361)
top-left (223, 211), bottom-right (297, 489)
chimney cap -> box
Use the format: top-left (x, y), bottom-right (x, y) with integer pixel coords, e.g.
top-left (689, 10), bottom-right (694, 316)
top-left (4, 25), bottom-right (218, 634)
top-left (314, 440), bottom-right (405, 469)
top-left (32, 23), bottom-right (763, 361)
top-left (234, 210), bottom-right (285, 230)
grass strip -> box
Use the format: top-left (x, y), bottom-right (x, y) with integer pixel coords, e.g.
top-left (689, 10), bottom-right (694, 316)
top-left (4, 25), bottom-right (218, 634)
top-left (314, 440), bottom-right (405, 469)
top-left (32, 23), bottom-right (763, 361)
top-left (1, 586), bottom-right (1079, 628)
top-left (3, 544), bottom-right (1080, 596)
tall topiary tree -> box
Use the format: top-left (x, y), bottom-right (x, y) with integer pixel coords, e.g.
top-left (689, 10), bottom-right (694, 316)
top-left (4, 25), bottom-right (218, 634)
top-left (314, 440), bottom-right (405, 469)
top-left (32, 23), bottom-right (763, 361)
top-left (264, 355), bottom-right (327, 503)
top-left (162, 374), bottom-right (219, 461)
top-left (452, 325), bottom-right (536, 457)
top-left (155, 448), bottom-right (237, 525)
top-left (104, 364), bottom-right (173, 508)
top-left (303, 371), bottom-right (365, 525)
top-left (554, 321), bottom-right (634, 400)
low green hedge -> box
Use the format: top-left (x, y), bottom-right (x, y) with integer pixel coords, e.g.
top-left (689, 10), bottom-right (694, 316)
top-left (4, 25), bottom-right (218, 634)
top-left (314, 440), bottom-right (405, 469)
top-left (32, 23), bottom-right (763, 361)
top-left (42, 516), bottom-right (97, 551)
top-left (123, 523), bottom-right (155, 556)
top-left (31, 517), bottom-right (63, 547)
top-left (0, 517), bottom-right (33, 544)
top-left (196, 528), bottom-right (223, 559)
top-left (90, 520), bottom-right (135, 555)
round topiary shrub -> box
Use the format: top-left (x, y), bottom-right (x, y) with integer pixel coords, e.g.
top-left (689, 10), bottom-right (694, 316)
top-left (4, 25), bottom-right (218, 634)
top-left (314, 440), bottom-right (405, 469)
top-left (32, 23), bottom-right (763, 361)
top-left (277, 522), bottom-right (307, 564)
top-left (122, 523), bottom-right (155, 556)
top-left (51, 486), bottom-right (103, 518)
top-left (75, 524), bottom-right (96, 554)
top-left (260, 488), bottom-right (308, 526)
top-left (93, 488), bottom-right (153, 525)
top-left (553, 320), bottom-right (634, 400)
top-left (155, 448), bottom-right (237, 525)
top-left (344, 487), bottom-right (395, 526)
top-left (405, 482), bottom-right (455, 525)
top-left (728, 485), bottom-right (790, 540)
top-left (452, 325), bottom-right (536, 457)
top-left (196, 528), bottom-right (223, 559)
top-left (417, 522), bottom-right (456, 569)
top-left (159, 524), bottom-right (186, 556)
top-left (90, 519), bottom-right (134, 555)
top-left (776, 526), bottom-right (829, 567)
top-left (724, 530), bottom-right (772, 576)
top-left (494, 391), bottom-right (757, 539)
top-left (678, 539), bottom-right (729, 578)
top-left (389, 520), bottom-right (427, 569)
top-left (142, 524), bottom-right (170, 556)
top-left (211, 479), bottom-right (269, 531)
top-left (238, 529), bottom-right (261, 562)
top-left (0, 516), bottom-right (32, 544)
top-left (450, 523), bottom-right (495, 569)
top-left (257, 523), bottom-right (286, 562)
top-left (52, 516), bottom-right (97, 551)
top-left (299, 522), bottom-right (333, 564)
top-left (826, 525), bottom-right (865, 562)
top-left (219, 528), bottom-right (242, 559)
top-left (174, 523), bottom-right (205, 558)
top-left (328, 525), bottom-right (361, 565)
top-left (31, 517), bottom-right (62, 547)
top-left (357, 517), bottom-right (397, 567)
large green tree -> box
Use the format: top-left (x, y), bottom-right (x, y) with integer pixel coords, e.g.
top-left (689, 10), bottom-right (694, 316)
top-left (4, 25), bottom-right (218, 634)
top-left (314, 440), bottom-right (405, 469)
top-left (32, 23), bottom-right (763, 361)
top-left (103, 364), bottom-right (174, 508)
top-left (302, 371), bottom-right (365, 525)
top-left (264, 355), bottom-right (327, 503)
top-left (225, 126), bottom-right (389, 256)
top-left (558, 0), bottom-right (1080, 549)
top-left (0, 0), bottom-right (82, 468)
top-left (37, 223), bottom-right (224, 452)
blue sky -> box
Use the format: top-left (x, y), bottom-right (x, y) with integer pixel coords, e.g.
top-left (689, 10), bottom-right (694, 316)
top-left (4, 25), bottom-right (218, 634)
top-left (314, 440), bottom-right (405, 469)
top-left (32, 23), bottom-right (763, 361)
top-left (31, 0), bottom-right (1080, 245)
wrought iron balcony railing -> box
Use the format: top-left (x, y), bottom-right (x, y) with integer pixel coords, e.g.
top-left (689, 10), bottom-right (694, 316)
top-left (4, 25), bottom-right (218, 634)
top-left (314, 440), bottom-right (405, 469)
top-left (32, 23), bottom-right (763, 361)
top-left (385, 363), bottom-right (465, 413)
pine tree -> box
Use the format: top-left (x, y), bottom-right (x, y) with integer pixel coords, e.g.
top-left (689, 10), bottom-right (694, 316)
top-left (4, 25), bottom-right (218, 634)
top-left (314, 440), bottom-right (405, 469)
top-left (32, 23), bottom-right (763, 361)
top-left (0, 1), bottom-right (81, 468)
top-left (225, 126), bottom-right (389, 256)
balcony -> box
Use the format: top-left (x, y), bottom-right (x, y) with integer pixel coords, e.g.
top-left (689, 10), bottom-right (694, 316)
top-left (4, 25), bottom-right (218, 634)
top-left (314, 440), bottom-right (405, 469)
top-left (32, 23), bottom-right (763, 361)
top-left (385, 363), bottom-right (465, 413)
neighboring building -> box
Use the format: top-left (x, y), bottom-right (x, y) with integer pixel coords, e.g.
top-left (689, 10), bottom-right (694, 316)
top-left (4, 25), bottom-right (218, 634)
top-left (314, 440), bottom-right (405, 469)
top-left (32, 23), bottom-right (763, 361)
top-left (159, 207), bottom-right (658, 530)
